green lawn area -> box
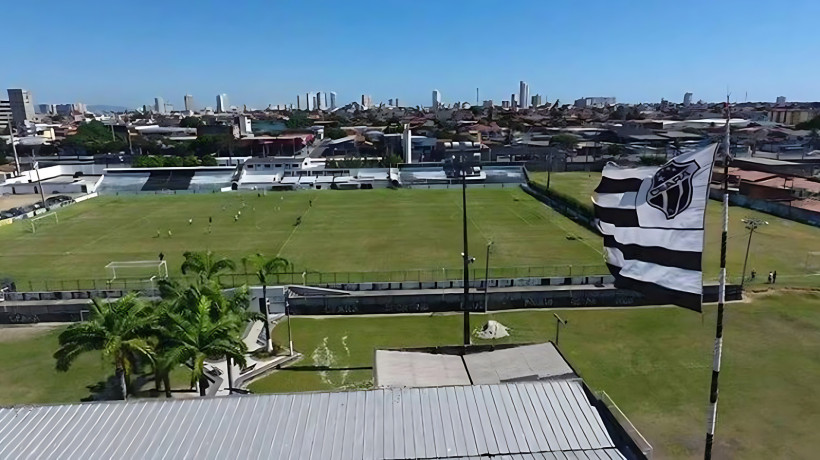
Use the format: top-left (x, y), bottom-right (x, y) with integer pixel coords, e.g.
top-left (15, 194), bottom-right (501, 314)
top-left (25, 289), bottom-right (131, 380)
top-left (0, 326), bottom-right (110, 405)
top-left (250, 291), bottom-right (820, 459)
top-left (0, 188), bottom-right (605, 288)
top-left (530, 172), bottom-right (820, 287)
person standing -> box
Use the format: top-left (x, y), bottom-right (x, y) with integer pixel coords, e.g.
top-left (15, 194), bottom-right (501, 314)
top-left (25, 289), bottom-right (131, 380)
top-left (772, 270), bottom-right (777, 284)
top-left (767, 271), bottom-right (773, 284)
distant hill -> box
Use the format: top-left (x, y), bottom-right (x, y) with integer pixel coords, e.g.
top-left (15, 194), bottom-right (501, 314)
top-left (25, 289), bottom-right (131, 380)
top-left (87, 105), bottom-right (129, 113)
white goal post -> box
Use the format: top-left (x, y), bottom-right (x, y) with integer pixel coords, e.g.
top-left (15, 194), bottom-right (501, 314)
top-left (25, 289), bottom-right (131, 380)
top-left (29, 212), bottom-right (58, 233)
top-left (105, 260), bottom-right (169, 281)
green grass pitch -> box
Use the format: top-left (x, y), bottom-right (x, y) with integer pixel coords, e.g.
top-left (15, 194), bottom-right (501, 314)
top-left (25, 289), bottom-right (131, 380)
top-left (0, 188), bottom-right (606, 286)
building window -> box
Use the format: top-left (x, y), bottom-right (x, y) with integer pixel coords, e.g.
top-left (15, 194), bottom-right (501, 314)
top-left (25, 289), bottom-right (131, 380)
top-left (264, 164), bottom-right (271, 168)
top-left (247, 165), bottom-right (254, 169)
top-left (275, 164), bottom-right (282, 168)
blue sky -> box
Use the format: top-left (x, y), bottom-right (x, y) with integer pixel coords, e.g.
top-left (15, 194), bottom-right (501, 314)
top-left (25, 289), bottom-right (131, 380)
top-left (3, 0), bottom-right (818, 109)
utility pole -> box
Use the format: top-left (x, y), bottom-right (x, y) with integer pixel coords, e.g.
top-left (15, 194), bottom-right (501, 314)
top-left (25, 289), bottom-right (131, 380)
top-left (9, 124), bottom-right (20, 176)
top-left (740, 217), bottom-right (767, 287)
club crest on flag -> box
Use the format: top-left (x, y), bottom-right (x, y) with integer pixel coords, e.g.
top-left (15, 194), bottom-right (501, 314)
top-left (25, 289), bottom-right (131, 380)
top-left (646, 159), bottom-right (700, 219)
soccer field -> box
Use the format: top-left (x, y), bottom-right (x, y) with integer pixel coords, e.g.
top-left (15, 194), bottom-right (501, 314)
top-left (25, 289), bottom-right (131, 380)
top-left (530, 172), bottom-right (820, 287)
top-left (0, 188), bottom-right (605, 287)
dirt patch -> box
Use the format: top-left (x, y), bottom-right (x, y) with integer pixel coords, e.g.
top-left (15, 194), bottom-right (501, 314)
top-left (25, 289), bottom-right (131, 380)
top-left (0, 324), bottom-right (63, 343)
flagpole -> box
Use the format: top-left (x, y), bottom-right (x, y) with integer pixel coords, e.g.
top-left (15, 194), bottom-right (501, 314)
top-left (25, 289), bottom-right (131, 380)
top-left (704, 96), bottom-right (731, 460)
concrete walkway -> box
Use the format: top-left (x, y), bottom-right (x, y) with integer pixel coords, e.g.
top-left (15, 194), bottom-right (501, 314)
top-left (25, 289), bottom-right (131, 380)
top-left (204, 317), bottom-right (299, 396)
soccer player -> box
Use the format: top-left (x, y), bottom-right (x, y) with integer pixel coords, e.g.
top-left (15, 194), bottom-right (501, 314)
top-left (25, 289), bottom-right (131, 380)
top-left (234, 215), bottom-right (239, 222)
top-left (188, 218), bottom-right (193, 225)
top-left (167, 229), bottom-right (173, 238)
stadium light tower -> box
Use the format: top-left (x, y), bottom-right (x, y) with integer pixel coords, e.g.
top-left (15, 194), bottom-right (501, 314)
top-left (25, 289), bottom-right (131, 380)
top-left (452, 153), bottom-right (477, 346)
top-left (740, 217), bottom-right (768, 287)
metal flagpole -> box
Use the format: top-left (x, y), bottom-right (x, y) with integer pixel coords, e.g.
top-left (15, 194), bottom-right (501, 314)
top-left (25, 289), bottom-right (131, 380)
top-left (704, 96), bottom-right (731, 460)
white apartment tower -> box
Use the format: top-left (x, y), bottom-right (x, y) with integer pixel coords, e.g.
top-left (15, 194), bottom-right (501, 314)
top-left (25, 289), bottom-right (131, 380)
top-left (154, 97), bottom-right (165, 114)
top-left (519, 81), bottom-right (529, 110)
top-left (184, 94), bottom-right (195, 112)
top-left (432, 89), bottom-right (441, 111)
top-left (7, 89), bottom-right (35, 126)
top-left (216, 94), bottom-right (228, 113)
top-left (683, 92), bottom-right (693, 106)
top-left (329, 92), bottom-right (337, 110)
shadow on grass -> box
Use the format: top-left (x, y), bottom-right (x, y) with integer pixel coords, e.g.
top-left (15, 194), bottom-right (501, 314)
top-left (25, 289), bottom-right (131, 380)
top-left (81, 375), bottom-right (120, 402)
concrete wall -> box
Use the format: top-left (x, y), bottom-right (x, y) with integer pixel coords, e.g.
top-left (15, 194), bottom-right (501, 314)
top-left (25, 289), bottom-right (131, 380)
top-left (709, 188), bottom-right (820, 227)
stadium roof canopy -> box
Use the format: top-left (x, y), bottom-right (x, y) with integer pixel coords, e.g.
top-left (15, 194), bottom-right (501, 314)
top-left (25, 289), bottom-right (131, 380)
top-left (0, 381), bottom-right (625, 459)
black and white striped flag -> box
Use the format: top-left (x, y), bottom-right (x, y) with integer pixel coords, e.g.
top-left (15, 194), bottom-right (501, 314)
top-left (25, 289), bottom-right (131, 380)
top-left (593, 144), bottom-right (718, 311)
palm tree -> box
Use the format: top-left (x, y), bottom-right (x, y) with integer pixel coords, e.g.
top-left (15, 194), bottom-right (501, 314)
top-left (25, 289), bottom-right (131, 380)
top-left (181, 250), bottom-right (236, 283)
top-left (242, 254), bottom-right (292, 353)
top-left (54, 294), bottom-right (155, 400)
top-left (162, 295), bottom-right (247, 396)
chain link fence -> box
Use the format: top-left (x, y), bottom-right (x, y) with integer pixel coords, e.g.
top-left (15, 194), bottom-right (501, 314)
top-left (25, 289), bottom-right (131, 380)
top-left (10, 264), bottom-right (607, 292)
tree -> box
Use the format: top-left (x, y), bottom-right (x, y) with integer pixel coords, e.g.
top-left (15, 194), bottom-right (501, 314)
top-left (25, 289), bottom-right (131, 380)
top-left (550, 134), bottom-right (580, 151)
top-left (181, 250), bottom-right (236, 282)
top-left (161, 295), bottom-right (247, 396)
top-left (795, 115), bottom-right (820, 131)
top-left (241, 254), bottom-right (291, 353)
top-left (182, 155), bottom-right (200, 167)
top-left (62, 121), bottom-right (127, 155)
top-left (200, 155), bottom-right (217, 166)
top-left (606, 144), bottom-right (627, 157)
top-left (285, 111), bottom-right (311, 129)
top-left (54, 294), bottom-right (155, 399)
top-left (163, 156), bottom-right (183, 167)
top-left (180, 116), bottom-right (204, 128)
top-left (325, 127), bottom-right (347, 140)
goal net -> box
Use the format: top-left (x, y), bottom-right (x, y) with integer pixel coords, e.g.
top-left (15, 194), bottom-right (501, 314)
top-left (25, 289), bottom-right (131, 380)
top-left (105, 260), bottom-right (169, 289)
top-left (29, 212), bottom-right (58, 234)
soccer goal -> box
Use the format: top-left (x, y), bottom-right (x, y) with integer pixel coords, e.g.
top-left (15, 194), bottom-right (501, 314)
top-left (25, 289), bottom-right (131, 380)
top-left (105, 260), bottom-right (169, 288)
top-left (29, 212), bottom-right (58, 234)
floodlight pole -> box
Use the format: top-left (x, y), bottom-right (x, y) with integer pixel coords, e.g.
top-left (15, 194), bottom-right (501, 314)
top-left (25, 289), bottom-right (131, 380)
top-left (483, 241), bottom-right (492, 313)
top-left (461, 163), bottom-right (471, 346)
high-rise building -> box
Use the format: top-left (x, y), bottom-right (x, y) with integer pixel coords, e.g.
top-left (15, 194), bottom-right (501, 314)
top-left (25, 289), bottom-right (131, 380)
top-left (361, 94), bottom-right (372, 108)
top-left (330, 92), bottom-right (337, 110)
top-left (776, 96), bottom-right (787, 105)
top-left (432, 89), bottom-right (441, 111)
top-left (216, 94), bottom-right (228, 113)
top-left (531, 94), bottom-right (542, 107)
top-left (395, 98), bottom-right (400, 107)
top-left (388, 99), bottom-right (393, 106)
top-left (510, 94), bottom-right (517, 110)
top-left (501, 100), bottom-right (510, 109)
top-left (483, 100), bottom-right (494, 108)
top-left (683, 92), bottom-right (693, 106)
top-left (574, 97), bottom-right (616, 108)
top-left (519, 81), bottom-right (529, 110)
top-left (297, 95), bottom-right (301, 110)
top-left (0, 100), bottom-right (12, 134)
top-left (184, 94), bottom-right (195, 112)
top-left (316, 91), bottom-right (326, 110)
top-left (154, 97), bottom-right (165, 114)
top-left (7, 89), bottom-right (35, 126)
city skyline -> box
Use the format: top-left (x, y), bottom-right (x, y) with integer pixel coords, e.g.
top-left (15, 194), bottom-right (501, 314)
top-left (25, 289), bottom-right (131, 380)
top-left (3, 0), bottom-right (820, 108)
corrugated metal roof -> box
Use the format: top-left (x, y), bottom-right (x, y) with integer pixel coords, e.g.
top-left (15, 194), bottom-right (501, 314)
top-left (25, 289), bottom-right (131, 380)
top-left (0, 381), bottom-right (623, 460)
